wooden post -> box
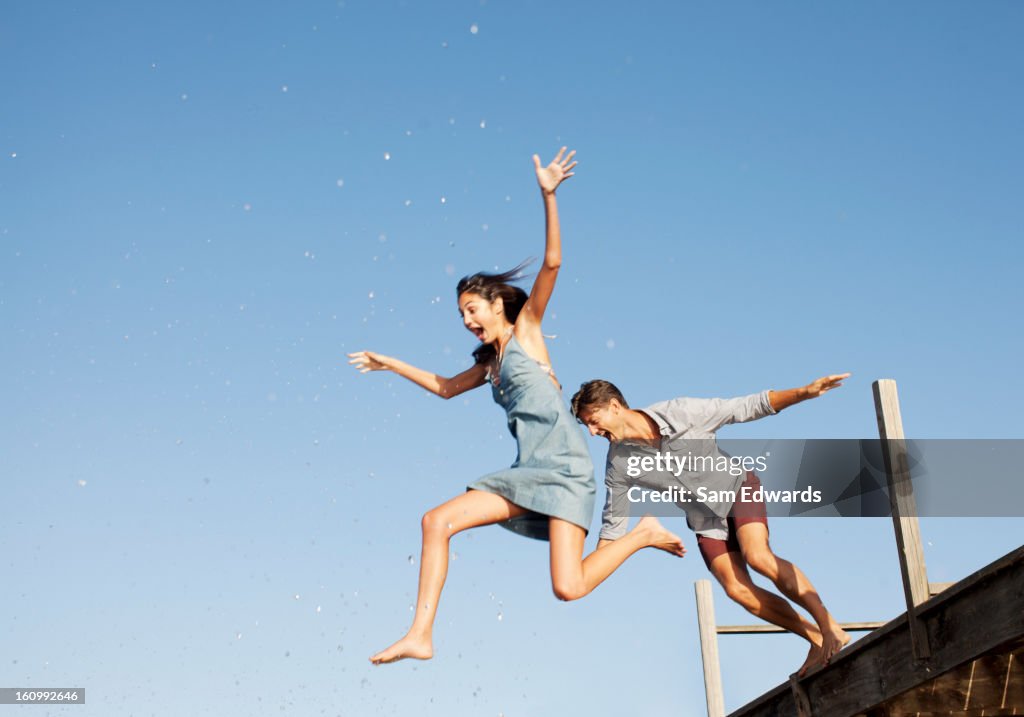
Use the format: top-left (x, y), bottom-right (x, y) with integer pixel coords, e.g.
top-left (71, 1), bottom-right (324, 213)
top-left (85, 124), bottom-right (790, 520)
top-left (872, 379), bottom-right (931, 659)
top-left (696, 579), bottom-right (726, 717)
top-left (789, 674), bottom-right (813, 717)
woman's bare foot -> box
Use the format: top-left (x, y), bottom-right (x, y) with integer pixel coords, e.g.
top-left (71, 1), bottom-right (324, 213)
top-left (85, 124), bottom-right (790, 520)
top-left (369, 632), bottom-right (433, 665)
top-left (636, 516), bottom-right (686, 557)
top-left (821, 625), bottom-right (851, 663)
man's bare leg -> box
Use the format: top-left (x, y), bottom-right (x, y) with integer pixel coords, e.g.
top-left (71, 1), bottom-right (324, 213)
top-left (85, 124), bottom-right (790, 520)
top-left (708, 550), bottom-right (827, 674)
top-left (735, 523), bottom-right (850, 672)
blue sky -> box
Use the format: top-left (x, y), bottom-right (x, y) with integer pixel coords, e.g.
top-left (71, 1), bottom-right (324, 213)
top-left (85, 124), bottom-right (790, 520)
top-left (2, 1), bottom-right (1023, 715)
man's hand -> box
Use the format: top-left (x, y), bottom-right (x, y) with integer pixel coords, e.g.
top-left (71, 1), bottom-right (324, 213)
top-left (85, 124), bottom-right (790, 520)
top-left (769, 372), bottom-right (850, 412)
top-left (804, 373), bottom-right (851, 397)
top-left (533, 147), bottom-right (577, 195)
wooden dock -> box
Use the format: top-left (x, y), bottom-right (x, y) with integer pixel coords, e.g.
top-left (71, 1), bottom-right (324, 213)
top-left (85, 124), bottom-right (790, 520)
top-left (695, 380), bottom-right (1024, 716)
top-left (729, 545), bottom-right (1024, 716)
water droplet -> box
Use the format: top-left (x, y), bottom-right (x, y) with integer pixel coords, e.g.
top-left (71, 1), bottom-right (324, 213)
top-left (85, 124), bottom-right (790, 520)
top-left (336, 178), bottom-right (344, 188)
top-left (606, 339), bottom-right (616, 350)
top-left (497, 611), bottom-right (503, 621)
top-left (479, 119), bottom-right (486, 129)
top-left (180, 93), bottom-right (188, 101)
top-left (441, 40), bottom-right (448, 48)
top-left (243, 203), bottom-right (252, 212)
top-left (470, 23), bottom-right (479, 34)
top-left (281, 85), bottom-right (289, 93)
top-left (408, 555), bottom-right (415, 565)
top-left (447, 522), bottom-right (453, 530)
top-left (294, 594), bottom-right (301, 600)
top-left (236, 632), bottom-right (243, 639)
top-left (451, 551), bottom-right (459, 560)
top-left (316, 605), bottom-right (322, 614)
top-left (368, 291), bottom-right (375, 299)
top-left (404, 199), bottom-right (412, 206)
top-left (383, 151), bottom-right (391, 160)
top-left (440, 196), bottom-right (447, 204)
top-left (10, 152), bottom-right (16, 159)
top-left (77, 479), bottom-right (87, 487)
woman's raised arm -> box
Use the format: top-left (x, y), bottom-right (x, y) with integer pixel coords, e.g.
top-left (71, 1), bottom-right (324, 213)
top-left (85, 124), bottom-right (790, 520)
top-left (518, 147), bottom-right (577, 329)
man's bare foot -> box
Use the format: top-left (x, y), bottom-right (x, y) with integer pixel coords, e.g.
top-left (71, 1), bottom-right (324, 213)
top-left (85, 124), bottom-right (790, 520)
top-left (797, 627), bottom-right (850, 675)
top-left (798, 643), bottom-right (825, 677)
top-left (821, 626), bottom-right (851, 664)
top-left (636, 516), bottom-right (686, 557)
top-left (369, 632), bottom-right (433, 665)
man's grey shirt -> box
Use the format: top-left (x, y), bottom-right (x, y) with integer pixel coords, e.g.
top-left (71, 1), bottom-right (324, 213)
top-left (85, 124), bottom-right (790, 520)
top-left (600, 391), bottom-right (775, 542)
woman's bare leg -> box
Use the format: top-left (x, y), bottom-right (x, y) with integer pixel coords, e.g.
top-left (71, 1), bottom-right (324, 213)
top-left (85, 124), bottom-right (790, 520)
top-left (548, 516), bottom-right (685, 601)
top-left (369, 489), bottom-right (526, 664)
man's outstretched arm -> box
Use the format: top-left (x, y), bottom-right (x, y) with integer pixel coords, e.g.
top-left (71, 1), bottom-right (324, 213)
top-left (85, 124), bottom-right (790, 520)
top-left (768, 373), bottom-right (850, 412)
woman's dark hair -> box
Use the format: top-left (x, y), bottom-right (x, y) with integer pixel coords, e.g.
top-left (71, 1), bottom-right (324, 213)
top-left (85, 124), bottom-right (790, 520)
top-left (457, 259), bottom-right (533, 365)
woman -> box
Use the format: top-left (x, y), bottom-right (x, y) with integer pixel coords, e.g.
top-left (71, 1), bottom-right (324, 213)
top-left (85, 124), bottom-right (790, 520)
top-left (349, 148), bottom-right (684, 665)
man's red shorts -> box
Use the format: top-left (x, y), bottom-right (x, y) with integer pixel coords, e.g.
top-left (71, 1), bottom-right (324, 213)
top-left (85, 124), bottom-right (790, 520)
top-left (696, 471), bottom-right (769, 569)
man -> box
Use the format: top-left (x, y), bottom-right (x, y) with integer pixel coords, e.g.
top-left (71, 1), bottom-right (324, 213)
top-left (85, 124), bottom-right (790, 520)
top-left (571, 373), bottom-right (851, 674)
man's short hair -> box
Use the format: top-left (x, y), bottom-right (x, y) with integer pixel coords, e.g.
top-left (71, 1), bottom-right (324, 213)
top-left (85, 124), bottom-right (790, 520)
top-left (570, 380), bottom-right (629, 421)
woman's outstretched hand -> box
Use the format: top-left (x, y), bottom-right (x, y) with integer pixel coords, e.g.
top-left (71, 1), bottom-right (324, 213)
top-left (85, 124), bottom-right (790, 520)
top-left (533, 147), bottom-right (577, 195)
top-left (348, 351), bottom-right (390, 373)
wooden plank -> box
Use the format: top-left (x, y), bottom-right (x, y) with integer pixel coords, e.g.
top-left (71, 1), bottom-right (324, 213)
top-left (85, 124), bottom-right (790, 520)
top-left (966, 654), bottom-right (1012, 710)
top-left (718, 622), bottom-right (885, 635)
top-left (909, 710), bottom-right (1019, 716)
top-left (1003, 646), bottom-right (1024, 710)
top-left (696, 579), bottom-right (726, 717)
top-left (727, 546), bottom-right (1024, 717)
top-left (921, 661), bottom-right (971, 711)
top-left (873, 378), bottom-right (931, 659)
